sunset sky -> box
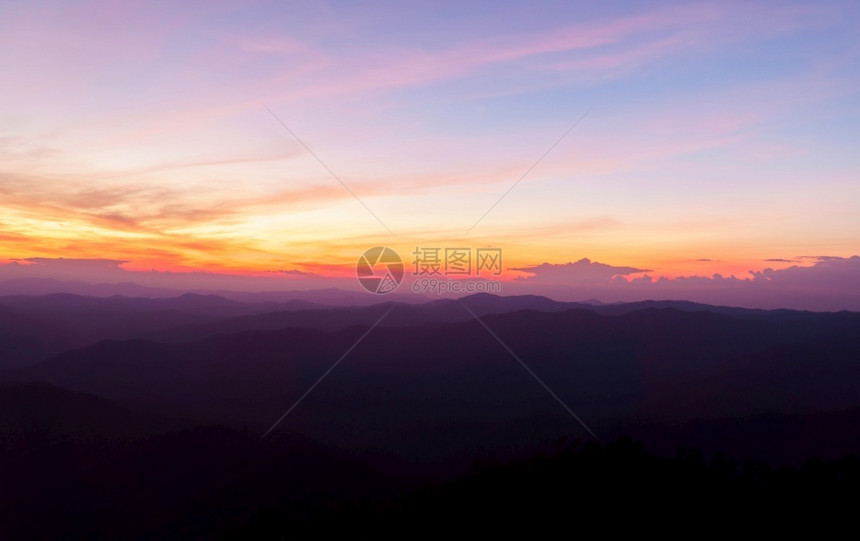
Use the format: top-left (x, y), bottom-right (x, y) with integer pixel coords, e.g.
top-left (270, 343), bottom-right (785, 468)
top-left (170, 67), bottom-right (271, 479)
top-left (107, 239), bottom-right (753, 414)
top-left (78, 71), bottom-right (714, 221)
top-left (1, 1), bottom-right (859, 305)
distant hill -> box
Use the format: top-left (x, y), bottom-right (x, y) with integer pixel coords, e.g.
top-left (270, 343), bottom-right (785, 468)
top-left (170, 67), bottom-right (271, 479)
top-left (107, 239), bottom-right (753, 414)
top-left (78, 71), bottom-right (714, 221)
top-left (0, 381), bottom-right (175, 455)
top-left (11, 304), bottom-right (860, 467)
top-left (0, 292), bottom-right (345, 367)
top-left (0, 278), bottom-right (428, 304)
top-left (1, 291), bottom-right (796, 368)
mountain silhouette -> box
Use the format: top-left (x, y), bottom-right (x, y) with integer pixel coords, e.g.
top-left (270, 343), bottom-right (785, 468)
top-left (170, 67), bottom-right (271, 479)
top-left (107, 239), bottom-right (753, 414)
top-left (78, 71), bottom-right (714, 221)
top-left (4, 292), bottom-right (860, 536)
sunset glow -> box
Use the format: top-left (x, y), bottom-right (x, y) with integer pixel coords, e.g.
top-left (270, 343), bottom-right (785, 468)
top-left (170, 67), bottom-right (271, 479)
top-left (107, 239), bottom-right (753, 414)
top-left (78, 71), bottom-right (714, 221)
top-left (2, 1), bottom-right (859, 305)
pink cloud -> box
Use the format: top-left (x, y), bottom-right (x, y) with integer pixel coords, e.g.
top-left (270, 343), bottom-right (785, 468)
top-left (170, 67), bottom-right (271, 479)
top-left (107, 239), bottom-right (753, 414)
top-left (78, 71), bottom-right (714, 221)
top-left (509, 256), bottom-right (860, 311)
top-left (257, 4), bottom-right (723, 106)
top-left (512, 258), bottom-right (651, 284)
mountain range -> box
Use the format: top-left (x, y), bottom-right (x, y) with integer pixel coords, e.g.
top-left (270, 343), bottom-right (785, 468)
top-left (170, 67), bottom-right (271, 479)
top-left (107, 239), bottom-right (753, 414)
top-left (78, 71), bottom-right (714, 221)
top-left (2, 290), bottom-right (859, 535)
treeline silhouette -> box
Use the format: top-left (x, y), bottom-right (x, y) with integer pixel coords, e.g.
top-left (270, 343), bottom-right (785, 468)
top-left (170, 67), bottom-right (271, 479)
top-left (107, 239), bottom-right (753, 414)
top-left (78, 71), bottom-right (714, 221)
top-left (4, 426), bottom-right (857, 537)
top-left (227, 437), bottom-right (858, 536)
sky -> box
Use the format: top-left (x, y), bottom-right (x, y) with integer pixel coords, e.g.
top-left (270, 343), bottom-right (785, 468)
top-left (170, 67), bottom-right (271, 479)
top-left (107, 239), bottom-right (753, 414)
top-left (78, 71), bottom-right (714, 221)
top-left (1, 1), bottom-right (859, 307)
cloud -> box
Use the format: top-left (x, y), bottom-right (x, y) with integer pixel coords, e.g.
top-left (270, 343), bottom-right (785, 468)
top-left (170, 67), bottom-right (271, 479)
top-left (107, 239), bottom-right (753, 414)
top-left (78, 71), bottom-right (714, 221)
top-left (747, 256), bottom-right (860, 288)
top-left (763, 258), bottom-right (797, 263)
top-left (511, 258), bottom-right (651, 284)
top-left (797, 255), bottom-right (845, 262)
top-left (22, 257), bottom-right (128, 268)
top-left (271, 269), bottom-right (319, 277)
top-left (506, 256), bottom-right (860, 311)
top-left (0, 258), bottom-right (131, 283)
top-left (0, 257), bottom-right (350, 293)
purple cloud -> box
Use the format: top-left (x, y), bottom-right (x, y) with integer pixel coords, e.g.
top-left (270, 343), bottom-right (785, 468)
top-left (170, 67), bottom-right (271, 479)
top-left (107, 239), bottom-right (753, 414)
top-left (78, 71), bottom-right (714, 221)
top-left (504, 256), bottom-right (860, 311)
top-left (270, 269), bottom-right (319, 277)
top-left (511, 258), bottom-right (651, 284)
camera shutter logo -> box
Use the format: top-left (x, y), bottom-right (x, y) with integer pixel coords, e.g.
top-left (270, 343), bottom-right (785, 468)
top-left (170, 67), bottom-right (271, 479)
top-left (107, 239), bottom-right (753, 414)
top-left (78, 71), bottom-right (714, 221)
top-left (356, 247), bottom-right (404, 294)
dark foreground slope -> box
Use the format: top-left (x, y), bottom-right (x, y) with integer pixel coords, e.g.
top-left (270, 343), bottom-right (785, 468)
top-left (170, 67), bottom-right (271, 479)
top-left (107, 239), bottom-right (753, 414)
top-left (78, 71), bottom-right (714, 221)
top-left (228, 438), bottom-right (859, 536)
top-left (0, 383), bottom-right (402, 539)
